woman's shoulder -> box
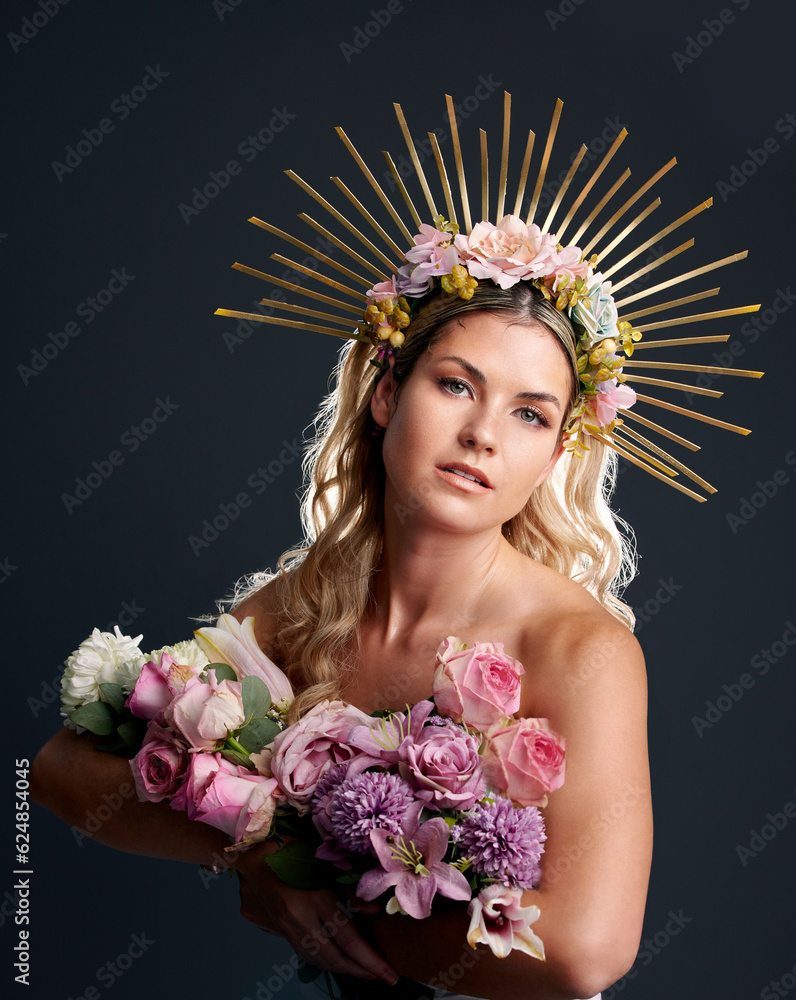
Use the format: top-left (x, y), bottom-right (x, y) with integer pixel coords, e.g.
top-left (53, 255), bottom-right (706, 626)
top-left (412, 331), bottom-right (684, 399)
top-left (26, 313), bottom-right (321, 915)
top-left (506, 556), bottom-right (644, 710)
top-left (227, 570), bottom-right (288, 656)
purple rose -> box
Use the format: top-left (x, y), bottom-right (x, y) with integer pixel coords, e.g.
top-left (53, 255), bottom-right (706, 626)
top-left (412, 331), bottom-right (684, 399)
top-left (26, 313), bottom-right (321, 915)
top-left (398, 723), bottom-right (486, 810)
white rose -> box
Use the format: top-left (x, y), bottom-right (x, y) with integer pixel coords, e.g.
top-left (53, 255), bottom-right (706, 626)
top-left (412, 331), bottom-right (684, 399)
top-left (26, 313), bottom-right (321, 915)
top-left (144, 639), bottom-right (209, 673)
top-left (60, 627), bottom-right (145, 726)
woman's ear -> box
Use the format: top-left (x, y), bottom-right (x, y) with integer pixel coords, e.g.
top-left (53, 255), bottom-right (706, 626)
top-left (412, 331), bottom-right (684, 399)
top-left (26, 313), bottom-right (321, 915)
top-left (370, 358), bottom-right (397, 428)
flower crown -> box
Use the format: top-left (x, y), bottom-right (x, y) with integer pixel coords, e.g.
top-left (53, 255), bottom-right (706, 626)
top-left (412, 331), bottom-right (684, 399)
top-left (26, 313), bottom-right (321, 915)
top-left (362, 212), bottom-right (641, 455)
top-left (216, 94), bottom-right (763, 501)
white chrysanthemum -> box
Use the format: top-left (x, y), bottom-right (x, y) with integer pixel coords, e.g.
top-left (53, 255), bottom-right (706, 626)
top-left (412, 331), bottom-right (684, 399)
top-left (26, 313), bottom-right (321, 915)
top-left (145, 639), bottom-right (209, 672)
top-left (60, 627), bottom-right (145, 723)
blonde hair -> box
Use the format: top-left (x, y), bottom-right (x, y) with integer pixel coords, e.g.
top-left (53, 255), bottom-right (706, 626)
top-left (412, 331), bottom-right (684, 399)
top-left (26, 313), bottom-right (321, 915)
top-left (232, 282), bottom-right (636, 721)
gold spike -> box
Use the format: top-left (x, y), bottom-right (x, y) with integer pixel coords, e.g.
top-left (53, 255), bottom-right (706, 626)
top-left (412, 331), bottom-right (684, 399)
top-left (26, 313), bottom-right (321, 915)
top-left (602, 433), bottom-right (679, 475)
top-left (633, 304), bottom-right (761, 333)
top-left (633, 392), bottom-right (751, 434)
top-left (623, 373), bottom-right (722, 397)
top-left (569, 169), bottom-right (631, 246)
top-left (631, 334), bottom-right (731, 350)
top-left (381, 151), bottom-right (422, 228)
top-left (614, 252), bottom-right (748, 309)
top-left (214, 309), bottom-right (367, 341)
top-left (541, 145), bottom-right (588, 234)
top-left (334, 127), bottom-right (414, 243)
top-left (271, 254), bottom-right (368, 300)
top-left (526, 98), bottom-right (563, 225)
top-left (249, 217), bottom-right (376, 286)
top-left (618, 408), bottom-right (700, 451)
top-left (615, 425), bottom-right (716, 493)
top-left (285, 170), bottom-right (398, 273)
top-left (600, 198), bottom-right (661, 262)
top-left (496, 91), bottom-right (511, 222)
top-left (512, 130), bottom-right (535, 218)
top-left (610, 238), bottom-right (694, 293)
top-left (428, 132), bottom-right (457, 225)
top-left (231, 263), bottom-right (362, 315)
top-left (480, 129), bottom-right (489, 221)
top-left (330, 177), bottom-right (407, 260)
top-left (603, 199), bottom-right (713, 278)
top-left (556, 128), bottom-right (628, 242)
top-left (299, 214), bottom-right (387, 282)
top-left (257, 297), bottom-right (360, 330)
top-left (583, 158), bottom-right (677, 256)
top-left (445, 94), bottom-right (472, 233)
top-left (591, 433), bottom-right (707, 501)
top-left (623, 359), bottom-right (764, 378)
top-left (619, 288), bottom-right (720, 322)
top-left (393, 103), bottom-right (438, 218)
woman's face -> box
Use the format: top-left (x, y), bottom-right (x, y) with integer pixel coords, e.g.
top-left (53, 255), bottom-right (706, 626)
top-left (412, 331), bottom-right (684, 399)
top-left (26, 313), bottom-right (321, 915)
top-left (372, 310), bottom-right (574, 535)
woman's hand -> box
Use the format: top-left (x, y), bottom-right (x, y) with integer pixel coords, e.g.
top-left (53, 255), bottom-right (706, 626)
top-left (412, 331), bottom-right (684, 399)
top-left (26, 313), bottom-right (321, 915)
top-left (235, 846), bottom-right (397, 985)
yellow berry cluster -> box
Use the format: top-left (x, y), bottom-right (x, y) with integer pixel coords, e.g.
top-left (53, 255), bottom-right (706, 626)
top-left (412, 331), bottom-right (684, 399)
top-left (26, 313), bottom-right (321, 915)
top-left (364, 295), bottom-right (411, 348)
top-left (440, 264), bottom-right (478, 300)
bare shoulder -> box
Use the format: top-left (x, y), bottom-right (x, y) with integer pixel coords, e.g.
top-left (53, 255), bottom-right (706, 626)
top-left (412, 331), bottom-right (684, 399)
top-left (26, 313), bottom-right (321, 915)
top-left (228, 571), bottom-right (288, 656)
top-left (509, 559), bottom-right (645, 720)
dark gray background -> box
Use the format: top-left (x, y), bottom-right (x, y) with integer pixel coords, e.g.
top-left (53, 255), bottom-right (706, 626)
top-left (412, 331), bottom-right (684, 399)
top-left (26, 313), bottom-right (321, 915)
top-left (4, 0), bottom-right (795, 997)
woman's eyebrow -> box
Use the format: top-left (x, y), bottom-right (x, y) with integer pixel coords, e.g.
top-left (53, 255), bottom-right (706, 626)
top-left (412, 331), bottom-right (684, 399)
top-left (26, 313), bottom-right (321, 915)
top-left (437, 354), bottom-right (562, 411)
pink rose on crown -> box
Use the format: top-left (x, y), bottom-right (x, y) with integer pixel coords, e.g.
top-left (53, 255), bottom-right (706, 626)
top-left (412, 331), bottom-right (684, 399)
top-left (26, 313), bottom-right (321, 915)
top-left (432, 636), bottom-right (524, 732)
top-left (481, 717), bottom-right (566, 808)
top-left (454, 216), bottom-right (559, 289)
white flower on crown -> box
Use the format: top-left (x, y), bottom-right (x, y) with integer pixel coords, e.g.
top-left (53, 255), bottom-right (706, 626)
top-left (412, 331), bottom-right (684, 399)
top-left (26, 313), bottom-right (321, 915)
top-left (570, 271), bottom-right (620, 350)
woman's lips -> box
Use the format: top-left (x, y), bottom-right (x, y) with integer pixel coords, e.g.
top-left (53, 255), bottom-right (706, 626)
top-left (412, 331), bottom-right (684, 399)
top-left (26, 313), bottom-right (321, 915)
top-left (434, 465), bottom-right (493, 493)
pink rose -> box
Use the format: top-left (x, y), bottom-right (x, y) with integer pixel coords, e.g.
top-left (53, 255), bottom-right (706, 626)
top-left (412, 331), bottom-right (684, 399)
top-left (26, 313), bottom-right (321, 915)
top-left (398, 723), bottom-right (485, 810)
top-left (130, 725), bottom-right (188, 803)
top-left (467, 884), bottom-right (544, 959)
top-left (454, 216), bottom-right (559, 289)
top-left (432, 637), bottom-right (524, 732)
top-left (171, 752), bottom-right (280, 847)
top-left (481, 718), bottom-right (566, 808)
top-left (163, 673), bottom-right (245, 750)
top-left (269, 700), bottom-right (373, 814)
top-left (127, 653), bottom-right (206, 721)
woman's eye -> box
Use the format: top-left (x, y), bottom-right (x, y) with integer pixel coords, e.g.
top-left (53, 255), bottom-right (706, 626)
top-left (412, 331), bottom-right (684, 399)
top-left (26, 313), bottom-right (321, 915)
top-left (519, 408), bottom-right (547, 427)
top-left (438, 377), bottom-right (470, 396)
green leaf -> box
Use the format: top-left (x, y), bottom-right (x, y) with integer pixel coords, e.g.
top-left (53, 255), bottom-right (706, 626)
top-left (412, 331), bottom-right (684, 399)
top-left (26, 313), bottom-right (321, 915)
top-left (237, 717), bottom-right (281, 754)
top-left (98, 683), bottom-right (126, 714)
top-left (262, 840), bottom-right (336, 889)
top-left (220, 746), bottom-right (256, 771)
top-left (95, 737), bottom-right (128, 754)
top-left (117, 719), bottom-right (147, 750)
top-left (203, 662), bottom-right (237, 683)
top-left (241, 675), bottom-right (271, 719)
top-left (70, 701), bottom-right (116, 736)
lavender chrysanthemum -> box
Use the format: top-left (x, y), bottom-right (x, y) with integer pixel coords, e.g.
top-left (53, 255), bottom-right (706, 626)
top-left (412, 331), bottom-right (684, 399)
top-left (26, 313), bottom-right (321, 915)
top-left (457, 798), bottom-right (546, 888)
top-left (328, 772), bottom-right (419, 855)
top-left (311, 762), bottom-right (351, 809)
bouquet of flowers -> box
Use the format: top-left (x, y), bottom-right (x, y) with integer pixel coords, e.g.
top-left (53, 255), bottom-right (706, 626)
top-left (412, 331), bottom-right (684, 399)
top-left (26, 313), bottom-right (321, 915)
top-left (60, 617), bottom-right (566, 961)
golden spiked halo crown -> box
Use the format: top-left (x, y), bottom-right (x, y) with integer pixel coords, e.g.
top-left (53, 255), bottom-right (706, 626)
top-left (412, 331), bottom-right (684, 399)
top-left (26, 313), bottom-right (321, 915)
top-left (216, 93), bottom-right (763, 502)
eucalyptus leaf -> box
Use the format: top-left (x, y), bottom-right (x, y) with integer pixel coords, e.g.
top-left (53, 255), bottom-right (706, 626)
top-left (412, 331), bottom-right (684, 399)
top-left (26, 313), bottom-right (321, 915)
top-left (241, 675), bottom-right (271, 719)
top-left (262, 840), bottom-right (336, 890)
top-left (203, 662), bottom-right (237, 683)
top-left (237, 717), bottom-right (281, 754)
top-left (70, 701), bottom-right (116, 736)
top-left (117, 719), bottom-right (146, 750)
top-left (98, 682), bottom-right (126, 714)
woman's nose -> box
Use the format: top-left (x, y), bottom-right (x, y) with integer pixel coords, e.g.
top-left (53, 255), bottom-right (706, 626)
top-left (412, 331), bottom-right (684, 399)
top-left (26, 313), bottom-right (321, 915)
top-left (458, 409), bottom-right (498, 452)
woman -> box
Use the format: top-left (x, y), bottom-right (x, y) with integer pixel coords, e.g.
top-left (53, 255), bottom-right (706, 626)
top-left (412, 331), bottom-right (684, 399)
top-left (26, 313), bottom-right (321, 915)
top-left (33, 274), bottom-right (652, 999)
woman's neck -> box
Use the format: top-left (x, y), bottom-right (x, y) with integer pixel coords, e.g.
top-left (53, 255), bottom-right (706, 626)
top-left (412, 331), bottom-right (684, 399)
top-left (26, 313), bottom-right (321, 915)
top-left (367, 505), bottom-right (520, 646)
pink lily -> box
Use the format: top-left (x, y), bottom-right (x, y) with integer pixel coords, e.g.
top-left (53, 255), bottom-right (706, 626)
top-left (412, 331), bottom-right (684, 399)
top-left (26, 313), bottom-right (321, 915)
top-left (467, 884), bottom-right (545, 959)
top-left (357, 816), bottom-right (471, 919)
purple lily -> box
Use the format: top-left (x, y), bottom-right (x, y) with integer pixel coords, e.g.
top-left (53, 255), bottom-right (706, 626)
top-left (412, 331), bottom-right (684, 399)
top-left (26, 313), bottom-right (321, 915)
top-left (357, 817), bottom-right (471, 919)
top-left (348, 699), bottom-right (435, 768)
